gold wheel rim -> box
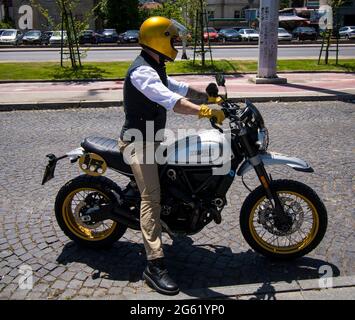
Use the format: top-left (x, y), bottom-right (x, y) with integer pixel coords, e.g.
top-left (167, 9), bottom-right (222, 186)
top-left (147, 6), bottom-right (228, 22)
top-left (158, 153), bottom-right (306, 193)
top-left (249, 191), bottom-right (319, 254)
top-left (62, 188), bottom-right (117, 241)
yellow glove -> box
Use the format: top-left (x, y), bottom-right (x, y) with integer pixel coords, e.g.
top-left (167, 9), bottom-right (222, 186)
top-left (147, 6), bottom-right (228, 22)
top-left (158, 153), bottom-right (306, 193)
top-left (207, 96), bottom-right (223, 104)
top-left (198, 105), bottom-right (225, 125)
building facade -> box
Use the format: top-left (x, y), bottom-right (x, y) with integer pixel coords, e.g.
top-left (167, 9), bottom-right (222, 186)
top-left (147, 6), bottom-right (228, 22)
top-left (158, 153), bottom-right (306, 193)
top-left (289, 0), bottom-right (355, 25)
top-left (206, 0), bottom-right (260, 19)
top-left (0, 0), bottom-right (97, 30)
top-left (205, 0), bottom-right (260, 28)
top-left (336, 0), bottom-right (355, 25)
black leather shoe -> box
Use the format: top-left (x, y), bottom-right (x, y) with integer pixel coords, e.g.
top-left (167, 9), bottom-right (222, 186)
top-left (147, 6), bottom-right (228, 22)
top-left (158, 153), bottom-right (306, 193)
top-left (143, 259), bottom-right (179, 295)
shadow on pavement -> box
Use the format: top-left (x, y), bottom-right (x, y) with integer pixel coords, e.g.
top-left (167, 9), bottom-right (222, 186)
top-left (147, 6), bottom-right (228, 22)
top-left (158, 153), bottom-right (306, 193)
top-left (278, 82), bottom-right (355, 101)
top-left (56, 235), bottom-right (340, 299)
top-left (52, 65), bottom-right (109, 81)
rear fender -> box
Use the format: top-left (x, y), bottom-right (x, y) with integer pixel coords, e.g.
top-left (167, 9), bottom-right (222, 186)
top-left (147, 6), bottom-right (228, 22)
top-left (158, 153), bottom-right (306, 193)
top-left (42, 148), bottom-right (84, 185)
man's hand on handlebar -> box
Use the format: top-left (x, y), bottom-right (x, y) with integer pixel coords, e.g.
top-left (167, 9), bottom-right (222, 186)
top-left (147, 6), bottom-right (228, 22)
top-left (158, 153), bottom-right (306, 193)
top-left (198, 105), bottom-right (225, 125)
top-left (206, 82), bottom-right (225, 105)
top-left (207, 96), bottom-right (223, 104)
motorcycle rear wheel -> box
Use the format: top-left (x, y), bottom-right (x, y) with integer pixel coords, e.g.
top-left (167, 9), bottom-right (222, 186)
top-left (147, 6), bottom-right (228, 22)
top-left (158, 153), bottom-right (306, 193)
top-left (55, 175), bottom-right (127, 248)
top-left (240, 179), bottom-right (327, 260)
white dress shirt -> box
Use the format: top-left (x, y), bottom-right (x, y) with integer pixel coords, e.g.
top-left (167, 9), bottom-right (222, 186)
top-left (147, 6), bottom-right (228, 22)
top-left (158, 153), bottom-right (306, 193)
top-left (130, 65), bottom-right (189, 111)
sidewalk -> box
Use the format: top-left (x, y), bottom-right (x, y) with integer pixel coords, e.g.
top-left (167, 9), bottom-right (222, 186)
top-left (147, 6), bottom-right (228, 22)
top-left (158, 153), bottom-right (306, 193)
top-left (102, 276), bottom-right (355, 300)
top-left (0, 72), bottom-right (354, 111)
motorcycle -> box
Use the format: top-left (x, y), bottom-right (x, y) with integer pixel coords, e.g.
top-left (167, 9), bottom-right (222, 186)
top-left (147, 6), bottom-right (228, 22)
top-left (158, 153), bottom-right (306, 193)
top-left (42, 74), bottom-right (327, 260)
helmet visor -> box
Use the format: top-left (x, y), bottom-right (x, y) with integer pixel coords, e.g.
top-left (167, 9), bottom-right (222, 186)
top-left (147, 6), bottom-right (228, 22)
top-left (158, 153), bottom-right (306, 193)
top-left (171, 19), bottom-right (188, 36)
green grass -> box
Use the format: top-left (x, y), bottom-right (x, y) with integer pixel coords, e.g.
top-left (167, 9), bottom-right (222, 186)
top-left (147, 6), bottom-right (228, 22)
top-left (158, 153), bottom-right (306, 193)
top-left (0, 59), bottom-right (354, 81)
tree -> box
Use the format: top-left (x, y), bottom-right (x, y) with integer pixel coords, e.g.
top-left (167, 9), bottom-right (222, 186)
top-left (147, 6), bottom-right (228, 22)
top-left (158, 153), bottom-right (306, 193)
top-left (139, 0), bottom-right (202, 33)
top-left (30, 0), bottom-right (104, 68)
top-left (279, 0), bottom-right (291, 9)
top-left (319, 0), bottom-right (346, 64)
top-left (98, 0), bottom-right (140, 33)
top-left (0, 0), bottom-right (15, 28)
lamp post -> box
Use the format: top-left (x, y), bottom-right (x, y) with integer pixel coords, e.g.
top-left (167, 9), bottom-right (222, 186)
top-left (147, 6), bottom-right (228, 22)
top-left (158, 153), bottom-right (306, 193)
top-left (252, 0), bottom-right (287, 84)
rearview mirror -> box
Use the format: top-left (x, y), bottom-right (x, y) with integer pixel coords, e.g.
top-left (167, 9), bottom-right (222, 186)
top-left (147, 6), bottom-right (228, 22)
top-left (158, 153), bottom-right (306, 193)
top-left (215, 73), bottom-right (225, 87)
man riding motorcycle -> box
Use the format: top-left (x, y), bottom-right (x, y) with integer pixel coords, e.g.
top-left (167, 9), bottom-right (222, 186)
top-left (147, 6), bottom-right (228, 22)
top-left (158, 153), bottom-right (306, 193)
top-left (118, 16), bottom-right (225, 295)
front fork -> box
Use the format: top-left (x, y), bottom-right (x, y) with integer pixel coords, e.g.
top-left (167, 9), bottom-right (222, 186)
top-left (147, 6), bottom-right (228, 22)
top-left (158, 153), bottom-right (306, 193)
top-left (254, 163), bottom-right (293, 231)
top-left (239, 132), bottom-right (290, 228)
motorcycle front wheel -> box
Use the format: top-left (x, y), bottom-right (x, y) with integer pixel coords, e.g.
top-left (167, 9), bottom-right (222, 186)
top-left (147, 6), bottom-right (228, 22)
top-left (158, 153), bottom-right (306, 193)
top-left (240, 179), bottom-right (327, 260)
top-left (55, 175), bottom-right (127, 249)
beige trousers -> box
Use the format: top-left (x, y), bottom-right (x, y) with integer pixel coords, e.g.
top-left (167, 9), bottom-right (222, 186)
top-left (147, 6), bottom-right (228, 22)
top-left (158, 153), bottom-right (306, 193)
top-left (118, 140), bottom-right (164, 261)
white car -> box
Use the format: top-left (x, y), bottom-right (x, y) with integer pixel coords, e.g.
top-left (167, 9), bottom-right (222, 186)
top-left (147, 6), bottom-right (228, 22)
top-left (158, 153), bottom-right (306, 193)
top-left (338, 26), bottom-right (355, 40)
top-left (278, 28), bottom-right (292, 41)
top-left (49, 31), bottom-right (68, 45)
top-left (0, 29), bottom-right (23, 45)
top-left (238, 28), bottom-right (259, 41)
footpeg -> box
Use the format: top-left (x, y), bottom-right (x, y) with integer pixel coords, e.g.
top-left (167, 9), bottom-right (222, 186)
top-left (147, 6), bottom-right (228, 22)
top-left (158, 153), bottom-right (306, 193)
top-left (212, 209), bottom-right (222, 224)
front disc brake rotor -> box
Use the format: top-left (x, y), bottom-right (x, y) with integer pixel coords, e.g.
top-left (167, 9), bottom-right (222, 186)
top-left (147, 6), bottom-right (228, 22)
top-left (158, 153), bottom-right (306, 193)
top-left (258, 196), bottom-right (304, 236)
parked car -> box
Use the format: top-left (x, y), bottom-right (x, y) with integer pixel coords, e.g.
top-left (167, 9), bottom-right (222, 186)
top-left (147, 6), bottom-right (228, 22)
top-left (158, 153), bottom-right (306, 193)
top-left (238, 28), bottom-right (259, 41)
top-left (98, 29), bottom-right (119, 43)
top-left (232, 26), bottom-right (245, 32)
top-left (292, 27), bottom-right (317, 41)
top-left (218, 28), bottom-right (242, 42)
top-left (278, 27), bottom-right (292, 41)
top-left (0, 29), bottom-right (23, 45)
top-left (338, 26), bottom-right (355, 40)
top-left (79, 30), bottom-right (99, 44)
top-left (49, 30), bottom-right (67, 45)
top-left (21, 30), bottom-right (46, 45)
top-left (41, 31), bottom-right (53, 45)
top-left (118, 29), bottom-right (139, 43)
top-left (203, 27), bottom-right (219, 41)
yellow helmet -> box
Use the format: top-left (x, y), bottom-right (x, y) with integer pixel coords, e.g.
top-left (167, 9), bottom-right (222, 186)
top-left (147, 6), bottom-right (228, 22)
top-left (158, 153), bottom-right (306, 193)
top-left (139, 16), bottom-right (179, 61)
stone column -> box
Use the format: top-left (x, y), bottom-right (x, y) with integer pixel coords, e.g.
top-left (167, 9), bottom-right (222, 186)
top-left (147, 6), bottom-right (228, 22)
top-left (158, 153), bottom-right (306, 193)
top-left (252, 0), bottom-right (287, 84)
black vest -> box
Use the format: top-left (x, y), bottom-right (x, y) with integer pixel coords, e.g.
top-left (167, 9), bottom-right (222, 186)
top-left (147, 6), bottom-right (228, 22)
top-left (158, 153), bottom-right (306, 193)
top-left (120, 50), bottom-right (168, 142)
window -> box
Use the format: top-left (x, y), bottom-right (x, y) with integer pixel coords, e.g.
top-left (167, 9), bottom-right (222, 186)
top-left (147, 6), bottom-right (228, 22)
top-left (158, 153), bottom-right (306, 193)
top-left (291, 0), bottom-right (305, 7)
top-left (2, 31), bottom-right (16, 37)
top-left (341, 0), bottom-right (353, 7)
top-left (208, 11), bottom-right (214, 19)
top-left (234, 10), bottom-right (241, 19)
top-left (306, 0), bottom-right (319, 8)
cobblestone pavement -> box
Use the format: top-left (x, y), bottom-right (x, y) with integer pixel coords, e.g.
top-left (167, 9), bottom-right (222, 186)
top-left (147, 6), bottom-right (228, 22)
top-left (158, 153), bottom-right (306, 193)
top-left (0, 101), bottom-right (354, 299)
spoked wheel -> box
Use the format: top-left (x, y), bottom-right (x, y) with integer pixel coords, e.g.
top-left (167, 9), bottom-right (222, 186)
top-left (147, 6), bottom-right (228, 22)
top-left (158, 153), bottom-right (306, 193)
top-left (240, 179), bottom-right (327, 260)
top-left (55, 175), bottom-right (127, 248)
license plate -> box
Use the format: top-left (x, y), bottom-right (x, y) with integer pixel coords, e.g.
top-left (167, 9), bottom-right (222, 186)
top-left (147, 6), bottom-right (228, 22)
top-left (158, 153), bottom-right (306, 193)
top-left (41, 154), bottom-right (57, 185)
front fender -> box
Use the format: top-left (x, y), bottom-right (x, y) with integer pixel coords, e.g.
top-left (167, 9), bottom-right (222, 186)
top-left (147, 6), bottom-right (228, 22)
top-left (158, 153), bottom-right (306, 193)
top-left (237, 152), bottom-right (314, 176)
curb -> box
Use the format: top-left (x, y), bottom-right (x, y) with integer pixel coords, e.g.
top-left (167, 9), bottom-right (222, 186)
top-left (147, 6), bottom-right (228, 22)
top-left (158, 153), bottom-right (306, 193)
top-left (1, 94), bottom-right (354, 112)
top-left (101, 275), bottom-right (355, 300)
top-left (1, 70), bottom-right (355, 84)
top-left (0, 100), bottom-right (123, 112)
top-left (0, 42), bottom-right (354, 52)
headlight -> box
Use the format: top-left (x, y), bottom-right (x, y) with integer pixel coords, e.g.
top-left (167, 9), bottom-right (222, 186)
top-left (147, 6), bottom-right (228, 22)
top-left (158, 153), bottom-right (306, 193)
top-left (256, 128), bottom-right (269, 151)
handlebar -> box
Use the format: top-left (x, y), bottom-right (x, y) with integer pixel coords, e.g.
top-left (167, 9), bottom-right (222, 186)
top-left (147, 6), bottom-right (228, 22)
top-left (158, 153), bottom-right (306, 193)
top-left (210, 117), bottom-right (223, 133)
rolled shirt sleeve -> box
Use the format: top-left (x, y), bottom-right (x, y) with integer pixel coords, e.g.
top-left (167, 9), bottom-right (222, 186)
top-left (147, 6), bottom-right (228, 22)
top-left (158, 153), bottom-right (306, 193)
top-left (167, 76), bottom-right (189, 97)
top-left (130, 66), bottom-right (188, 111)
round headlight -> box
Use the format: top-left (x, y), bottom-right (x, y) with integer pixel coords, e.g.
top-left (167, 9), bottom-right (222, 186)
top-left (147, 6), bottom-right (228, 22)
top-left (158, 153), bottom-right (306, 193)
top-left (257, 128), bottom-right (269, 151)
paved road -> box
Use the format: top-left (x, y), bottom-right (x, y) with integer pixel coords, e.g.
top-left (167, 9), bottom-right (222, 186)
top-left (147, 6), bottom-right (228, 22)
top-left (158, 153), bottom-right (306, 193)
top-left (0, 45), bottom-right (354, 61)
top-left (0, 101), bottom-right (354, 299)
